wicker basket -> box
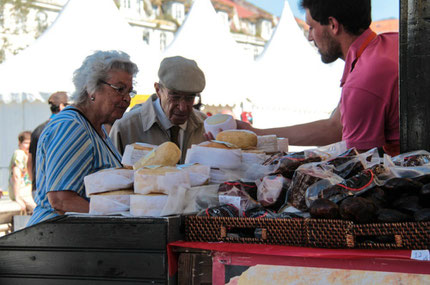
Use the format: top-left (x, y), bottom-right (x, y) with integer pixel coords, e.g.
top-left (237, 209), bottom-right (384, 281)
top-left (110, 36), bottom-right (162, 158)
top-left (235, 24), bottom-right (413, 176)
top-left (304, 219), bottom-right (354, 248)
top-left (185, 216), bottom-right (430, 249)
top-left (185, 216), bottom-right (304, 246)
top-left (352, 221), bottom-right (430, 249)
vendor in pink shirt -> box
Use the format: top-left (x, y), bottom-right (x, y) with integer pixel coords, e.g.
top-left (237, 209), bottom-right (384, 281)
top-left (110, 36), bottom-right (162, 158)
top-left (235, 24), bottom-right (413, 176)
top-left (237, 0), bottom-right (400, 156)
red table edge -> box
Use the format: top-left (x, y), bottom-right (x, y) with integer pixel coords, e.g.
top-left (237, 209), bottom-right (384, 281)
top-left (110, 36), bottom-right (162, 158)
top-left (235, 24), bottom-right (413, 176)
top-left (167, 240), bottom-right (416, 276)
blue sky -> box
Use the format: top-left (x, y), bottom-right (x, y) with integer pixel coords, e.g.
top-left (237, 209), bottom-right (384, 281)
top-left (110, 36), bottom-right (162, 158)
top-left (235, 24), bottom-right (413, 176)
top-left (247, 0), bottom-right (400, 21)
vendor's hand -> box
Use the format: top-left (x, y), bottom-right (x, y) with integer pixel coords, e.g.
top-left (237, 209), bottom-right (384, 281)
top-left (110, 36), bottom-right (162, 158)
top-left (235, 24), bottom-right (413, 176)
top-left (236, 120), bottom-right (254, 131)
top-left (204, 131), bottom-right (215, 141)
top-left (204, 128), bottom-right (223, 141)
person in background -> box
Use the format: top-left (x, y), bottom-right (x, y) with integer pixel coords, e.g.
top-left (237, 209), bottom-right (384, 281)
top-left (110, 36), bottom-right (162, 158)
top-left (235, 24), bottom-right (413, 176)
top-left (237, 0), bottom-right (399, 156)
top-left (110, 56), bottom-right (207, 163)
top-left (27, 50), bottom-right (139, 226)
top-left (28, 91), bottom-right (69, 194)
top-left (8, 131), bottom-right (36, 214)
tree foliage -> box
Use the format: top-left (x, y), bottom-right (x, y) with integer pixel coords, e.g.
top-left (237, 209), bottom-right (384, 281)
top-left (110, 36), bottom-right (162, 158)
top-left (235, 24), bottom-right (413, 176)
top-left (0, 0), bottom-right (49, 63)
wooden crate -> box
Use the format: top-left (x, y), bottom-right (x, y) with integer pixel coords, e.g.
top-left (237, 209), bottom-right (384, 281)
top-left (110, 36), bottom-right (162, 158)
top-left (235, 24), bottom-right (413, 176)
top-left (0, 215), bottom-right (183, 284)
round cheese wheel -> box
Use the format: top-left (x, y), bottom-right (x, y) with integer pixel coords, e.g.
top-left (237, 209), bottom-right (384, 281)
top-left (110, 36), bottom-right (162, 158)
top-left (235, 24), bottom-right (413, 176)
top-left (133, 141), bottom-right (181, 169)
top-left (216, 130), bottom-right (258, 149)
top-left (204, 114), bottom-right (236, 137)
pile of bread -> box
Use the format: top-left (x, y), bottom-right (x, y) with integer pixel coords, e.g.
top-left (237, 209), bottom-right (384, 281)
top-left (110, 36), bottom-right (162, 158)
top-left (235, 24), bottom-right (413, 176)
top-left (84, 114), bottom-right (288, 217)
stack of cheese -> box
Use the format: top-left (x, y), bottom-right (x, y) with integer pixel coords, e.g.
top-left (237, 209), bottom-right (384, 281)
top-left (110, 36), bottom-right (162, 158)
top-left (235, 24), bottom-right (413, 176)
top-left (131, 142), bottom-right (210, 216)
top-left (86, 141), bottom-right (210, 217)
top-left (185, 130), bottom-right (260, 183)
top-left (84, 168), bottom-right (135, 215)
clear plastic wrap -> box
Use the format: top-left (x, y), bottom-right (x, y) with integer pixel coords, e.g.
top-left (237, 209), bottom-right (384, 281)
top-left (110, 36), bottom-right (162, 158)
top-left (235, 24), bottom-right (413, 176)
top-left (256, 175), bottom-right (290, 210)
top-left (218, 181), bottom-right (260, 213)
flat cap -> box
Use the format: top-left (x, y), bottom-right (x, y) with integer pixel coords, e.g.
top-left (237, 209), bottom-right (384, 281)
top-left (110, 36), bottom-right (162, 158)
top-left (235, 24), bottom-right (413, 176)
top-left (158, 56), bottom-right (205, 93)
top-left (48, 91), bottom-right (69, 105)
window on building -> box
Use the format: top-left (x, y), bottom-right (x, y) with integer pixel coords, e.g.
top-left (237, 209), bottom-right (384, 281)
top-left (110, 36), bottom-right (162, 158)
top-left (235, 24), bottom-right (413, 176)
top-left (254, 47), bottom-right (259, 59)
top-left (143, 30), bottom-right (150, 45)
top-left (217, 11), bottom-right (229, 28)
top-left (249, 22), bottom-right (256, 35)
top-left (137, 0), bottom-right (142, 14)
top-left (265, 21), bottom-right (271, 37)
top-left (160, 32), bottom-right (166, 50)
top-left (174, 3), bottom-right (184, 22)
top-left (123, 0), bottom-right (131, 8)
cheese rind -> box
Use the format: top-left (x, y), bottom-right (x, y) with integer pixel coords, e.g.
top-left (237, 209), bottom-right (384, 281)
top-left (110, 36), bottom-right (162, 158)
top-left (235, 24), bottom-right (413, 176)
top-left (133, 141), bottom-right (181, 169)
top-left (216, 130), bottom-right (258, 149)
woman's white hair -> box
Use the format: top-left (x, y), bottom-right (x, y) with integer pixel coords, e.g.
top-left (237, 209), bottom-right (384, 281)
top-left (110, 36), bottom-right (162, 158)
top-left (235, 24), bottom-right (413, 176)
top-left (72, 50), bottom-right (139, 105)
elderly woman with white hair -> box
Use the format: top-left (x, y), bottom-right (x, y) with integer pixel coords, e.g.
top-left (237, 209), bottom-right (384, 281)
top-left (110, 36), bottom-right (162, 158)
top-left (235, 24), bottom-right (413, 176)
top-left (28, 50), bottom-right (138, 226)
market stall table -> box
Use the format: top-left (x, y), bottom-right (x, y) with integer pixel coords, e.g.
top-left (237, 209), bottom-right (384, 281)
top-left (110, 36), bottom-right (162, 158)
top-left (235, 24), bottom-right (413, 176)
top-left (169, 241), bottom-right (430, 285)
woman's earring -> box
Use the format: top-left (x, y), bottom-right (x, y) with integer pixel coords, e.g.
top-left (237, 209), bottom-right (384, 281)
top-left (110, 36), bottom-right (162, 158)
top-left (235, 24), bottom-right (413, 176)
top-left (91, 96), bottom-right (95, 101)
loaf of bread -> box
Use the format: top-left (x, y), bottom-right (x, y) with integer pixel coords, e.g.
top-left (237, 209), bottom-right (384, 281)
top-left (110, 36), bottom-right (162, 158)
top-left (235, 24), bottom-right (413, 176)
top-left (84, 168), bottom-right (134, 196)
top-left (216, 130), bottom-right (257, 149)
top-left (133, 141), bottom-right (181, 170)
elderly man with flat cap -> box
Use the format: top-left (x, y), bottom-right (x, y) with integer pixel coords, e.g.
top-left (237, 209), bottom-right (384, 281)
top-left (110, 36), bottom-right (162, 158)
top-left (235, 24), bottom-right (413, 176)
top-left (109, 56), bottom-right (207, 163)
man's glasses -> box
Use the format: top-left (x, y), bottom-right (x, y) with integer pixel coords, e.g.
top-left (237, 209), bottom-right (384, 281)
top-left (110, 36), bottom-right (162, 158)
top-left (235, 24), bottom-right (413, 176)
top-left (100, 80), bottom-right (137, 98)
top-left (167, 94), bottom-right (198, 104)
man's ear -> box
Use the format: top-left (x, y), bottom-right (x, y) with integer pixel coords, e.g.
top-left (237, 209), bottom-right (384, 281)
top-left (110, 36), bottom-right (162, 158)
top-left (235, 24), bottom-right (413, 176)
top-left (154, 82), bottom-right (162, 99)
top-left (328, 16), bottom-right (340, 35)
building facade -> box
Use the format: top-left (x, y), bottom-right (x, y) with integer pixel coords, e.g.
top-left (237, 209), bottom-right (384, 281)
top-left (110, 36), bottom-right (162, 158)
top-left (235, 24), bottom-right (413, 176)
top-left (0, 0), bottom-right (278, 63)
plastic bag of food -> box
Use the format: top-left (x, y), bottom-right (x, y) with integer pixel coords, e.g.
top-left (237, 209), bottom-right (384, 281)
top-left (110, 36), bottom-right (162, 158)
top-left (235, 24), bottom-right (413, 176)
top-left (304, 140), bottom-right (348, 161)
top-left (384, 152), bottom-right (430, 178)
top-left (391, 150), bottom-right (430, 167)
top-left (288, 162), bottom-right (337, 211)
top-left (256, 175), bottom-right (291, 210)
top-left (218, 181), bottom-right (259, 213)
top-left (267, 151), bottom-right (323, 179)
top-left (197, 204), bottom-right (240, 217)
top-left (183, 184), bottom-right (220, 214)
top-left (316, 164), bottom-right (387, 204)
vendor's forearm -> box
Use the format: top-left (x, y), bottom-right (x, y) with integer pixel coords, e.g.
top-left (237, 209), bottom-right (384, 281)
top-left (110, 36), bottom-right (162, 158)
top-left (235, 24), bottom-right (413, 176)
top-left (256, 118), bottom-right (342, 146)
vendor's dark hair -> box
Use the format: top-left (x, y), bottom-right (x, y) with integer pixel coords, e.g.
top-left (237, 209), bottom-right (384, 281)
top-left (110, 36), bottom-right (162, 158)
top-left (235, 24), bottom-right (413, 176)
top-left (49, 102), bottom-right (61, 114)
top-left (300, 0), bottom-right (371, 35)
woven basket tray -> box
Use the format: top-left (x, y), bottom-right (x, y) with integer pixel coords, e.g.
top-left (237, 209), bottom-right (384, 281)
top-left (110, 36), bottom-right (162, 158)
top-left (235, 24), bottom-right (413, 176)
top-left (185, 216), bottom-right (430, 249)
top-left (352, 221), bottom-right (430, 249)
top-left (185, 216), bottom-right (304, 246)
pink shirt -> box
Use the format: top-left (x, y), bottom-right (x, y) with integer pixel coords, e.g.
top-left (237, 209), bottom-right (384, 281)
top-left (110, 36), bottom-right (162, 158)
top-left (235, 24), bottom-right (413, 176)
top-left (340, 29), bottom-right (399, 156)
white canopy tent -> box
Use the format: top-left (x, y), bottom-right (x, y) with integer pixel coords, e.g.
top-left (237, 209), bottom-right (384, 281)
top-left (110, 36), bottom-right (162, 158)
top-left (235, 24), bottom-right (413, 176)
top-left (160, 0), bottom-right (252, 107)
top-left (248, 0), bottom-right (344, 129)
top-left (0, 0), bottom-right (159, 189)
